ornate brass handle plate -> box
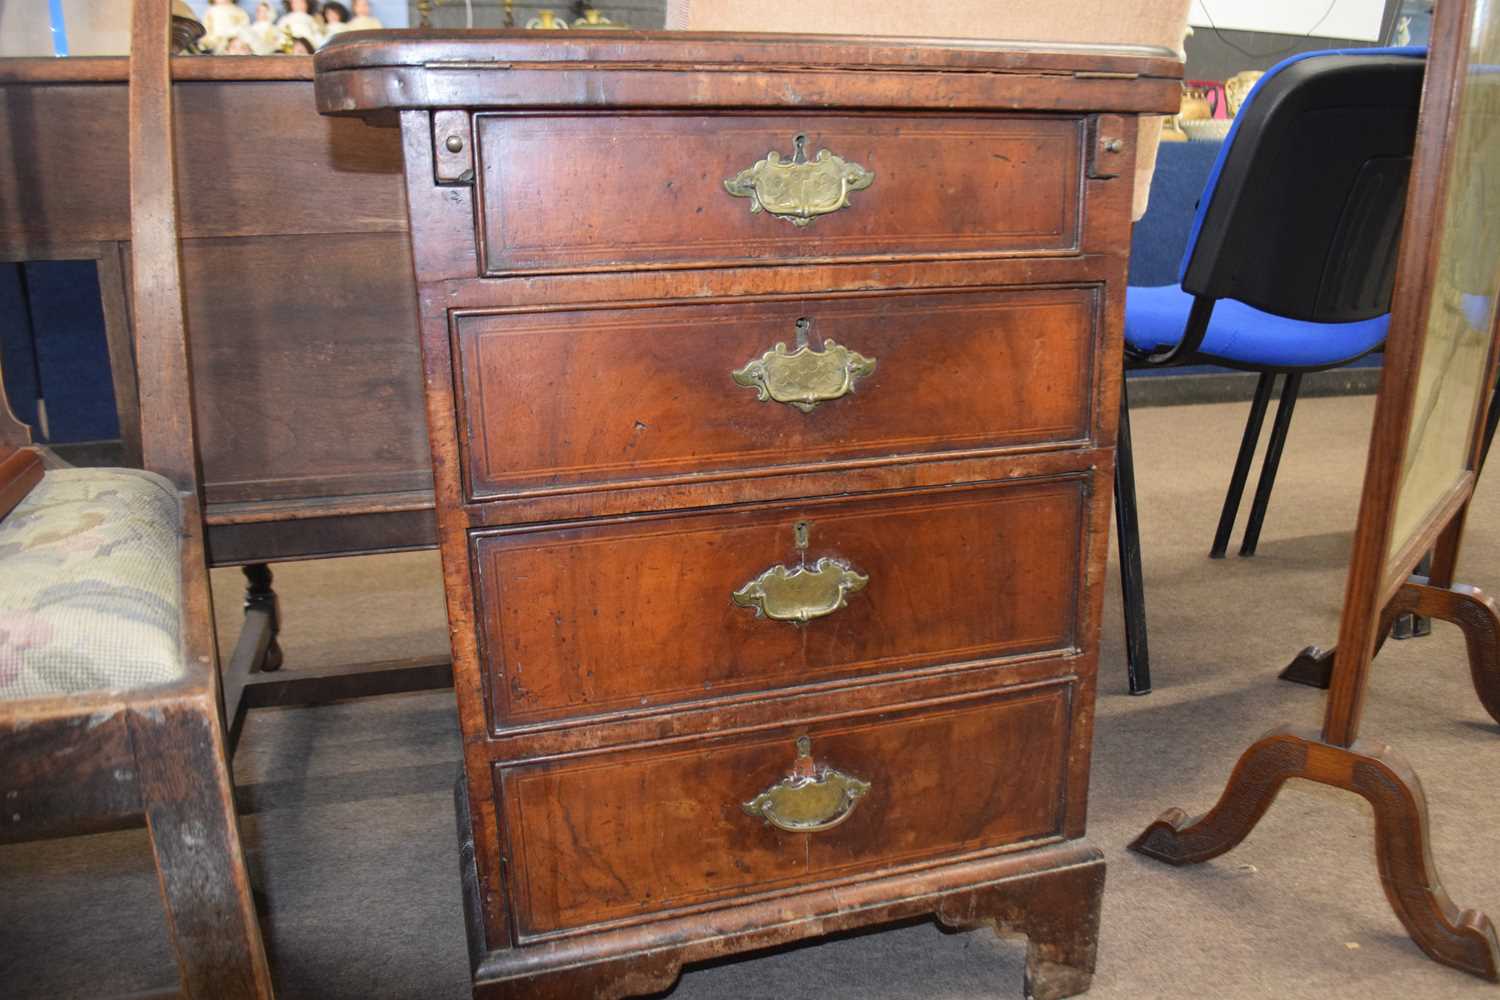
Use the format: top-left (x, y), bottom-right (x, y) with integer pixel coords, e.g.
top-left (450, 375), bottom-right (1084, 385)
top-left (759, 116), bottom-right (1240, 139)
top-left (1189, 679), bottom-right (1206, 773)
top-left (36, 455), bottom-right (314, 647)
top-left (732, 557), bottom-right (868, 624)
top-left (743, 736), bottom-right (870, 833)
top-left (724, 133), bottom-right (874, 227)
top-left (731, 338), bottom-right (876, 413)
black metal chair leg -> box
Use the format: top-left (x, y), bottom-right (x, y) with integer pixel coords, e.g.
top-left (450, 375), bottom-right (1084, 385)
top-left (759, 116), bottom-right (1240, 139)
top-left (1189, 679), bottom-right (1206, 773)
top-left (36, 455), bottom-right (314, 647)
top-left (1114, 375), bottom-right (1151, 695)
top-left (1210, 372), bottom-right (1277, 559)
top-left (1239, 371), bottom-right (1302, 557)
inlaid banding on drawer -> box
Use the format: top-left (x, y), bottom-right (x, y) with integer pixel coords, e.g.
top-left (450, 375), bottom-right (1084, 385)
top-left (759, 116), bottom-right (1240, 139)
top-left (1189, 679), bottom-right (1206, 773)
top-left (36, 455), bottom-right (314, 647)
top-left (498, 683), bottom-right (1072, 936)
top-left (473, 478), bottom-right (1083, 728)
top-left (454, 286), bottom-right (1097, 501)
top-left (475, 114), bottom-right (1083, 275)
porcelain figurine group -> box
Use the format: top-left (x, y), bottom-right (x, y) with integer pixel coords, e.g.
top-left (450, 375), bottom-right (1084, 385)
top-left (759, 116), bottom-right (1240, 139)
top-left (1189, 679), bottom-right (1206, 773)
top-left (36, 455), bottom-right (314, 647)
top-left (201, 0), bottom-right (382, 55)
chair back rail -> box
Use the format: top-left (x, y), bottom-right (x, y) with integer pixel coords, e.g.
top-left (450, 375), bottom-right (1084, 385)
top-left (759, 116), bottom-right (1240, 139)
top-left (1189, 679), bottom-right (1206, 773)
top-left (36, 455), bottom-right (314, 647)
top-left (129, 0), bottom-right (204, 496)
top-left (127, 0), bottom-right (224, 722)
top-left (1182, 50), bottom-right (1426, 323)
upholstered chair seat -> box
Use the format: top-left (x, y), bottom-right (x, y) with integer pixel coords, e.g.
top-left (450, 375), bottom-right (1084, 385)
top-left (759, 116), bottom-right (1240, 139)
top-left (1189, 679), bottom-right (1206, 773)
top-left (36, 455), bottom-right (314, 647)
top-left (1125, 285), bottom-right (1392, 368)
top-left (0, 468), bottom-right (184, 700)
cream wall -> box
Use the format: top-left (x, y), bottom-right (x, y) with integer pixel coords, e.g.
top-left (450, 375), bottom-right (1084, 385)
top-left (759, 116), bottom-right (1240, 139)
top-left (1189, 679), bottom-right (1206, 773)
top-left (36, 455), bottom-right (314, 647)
top-left (665, 0), bottom-right (1192, 220)
top-left (0, 0), bottom-right (133, 57)
top-left (1187, 0), bottom-right (1386, 41)
top-left (666, 0), bottom-right (1190, 50)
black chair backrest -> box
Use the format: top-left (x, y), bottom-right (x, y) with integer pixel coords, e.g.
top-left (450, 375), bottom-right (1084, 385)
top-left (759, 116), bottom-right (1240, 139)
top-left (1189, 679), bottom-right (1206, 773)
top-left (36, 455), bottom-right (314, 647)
top-left (1181, 49), bottom-right (1426, 323)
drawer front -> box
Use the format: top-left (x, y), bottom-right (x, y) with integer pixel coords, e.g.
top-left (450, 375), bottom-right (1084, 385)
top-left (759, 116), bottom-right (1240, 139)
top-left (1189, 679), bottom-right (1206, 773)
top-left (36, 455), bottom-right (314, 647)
top-left (499, 683), bottom-right (1073, 936)
top-left (456, 287), bottom-right (1097, 500)
top-left (476, 114), bottom-right (1083, 275)
top-left (474, 478), bottom-right (1083, 728)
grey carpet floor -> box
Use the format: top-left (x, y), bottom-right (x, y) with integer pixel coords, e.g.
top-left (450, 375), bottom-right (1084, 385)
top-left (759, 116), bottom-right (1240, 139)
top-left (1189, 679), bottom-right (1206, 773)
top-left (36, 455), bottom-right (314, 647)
top-left (6, 392), bottom-right (1500, 998)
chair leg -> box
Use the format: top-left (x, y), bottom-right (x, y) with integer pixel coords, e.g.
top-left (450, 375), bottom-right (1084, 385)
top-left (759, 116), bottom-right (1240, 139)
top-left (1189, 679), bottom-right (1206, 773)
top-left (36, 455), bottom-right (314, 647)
top-left (1115, 375), bottom-right (1152, 695)
top-left (1210, 372), bottom-right (1276, 558)
top-left (130, 700), bottom-right (274, 999)
top-left (1239, 371), bottom-right (1302, 557)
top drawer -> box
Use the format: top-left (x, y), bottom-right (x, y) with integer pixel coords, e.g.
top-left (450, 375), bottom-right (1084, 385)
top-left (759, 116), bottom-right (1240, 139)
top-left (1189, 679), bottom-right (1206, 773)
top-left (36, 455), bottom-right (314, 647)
top-left (475, 113), bottom-right (1084, 275)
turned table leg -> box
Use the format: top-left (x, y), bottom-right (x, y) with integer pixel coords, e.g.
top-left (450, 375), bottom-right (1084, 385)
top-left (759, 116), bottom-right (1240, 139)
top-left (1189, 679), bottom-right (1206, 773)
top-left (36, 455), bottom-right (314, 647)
top-left (242, 563), bottom-right (283, 672)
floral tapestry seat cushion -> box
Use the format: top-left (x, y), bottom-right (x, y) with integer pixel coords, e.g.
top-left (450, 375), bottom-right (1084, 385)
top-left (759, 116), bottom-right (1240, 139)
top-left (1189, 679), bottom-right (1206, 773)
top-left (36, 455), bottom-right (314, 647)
top-left (0, 468), bottom-right (184, 700)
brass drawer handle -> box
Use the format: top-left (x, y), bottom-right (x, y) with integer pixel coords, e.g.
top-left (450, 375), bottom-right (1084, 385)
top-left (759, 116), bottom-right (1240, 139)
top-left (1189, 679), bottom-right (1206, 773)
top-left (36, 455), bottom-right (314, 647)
top-left (732, 330), bottom-right (876, 414)
top-left (732, 556), bottom-right (868, 624)
top-left (744, 736), bottom-right (870, 833)
top-left (724, 133), bottom-right (874, 227)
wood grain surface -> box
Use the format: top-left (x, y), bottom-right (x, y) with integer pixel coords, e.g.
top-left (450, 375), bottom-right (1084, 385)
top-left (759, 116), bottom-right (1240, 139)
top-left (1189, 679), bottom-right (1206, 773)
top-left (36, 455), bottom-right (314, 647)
top-left (318, 30), bottom-right (1177, 999)
top-left (456, 287), bottom-right (1096, 499)
top-left (500, 684), bottom-right (1072, 935)
top-left (475, 478), bottom-right (1083, 727)
top-left (475, 114), bottom-right (1082, 275)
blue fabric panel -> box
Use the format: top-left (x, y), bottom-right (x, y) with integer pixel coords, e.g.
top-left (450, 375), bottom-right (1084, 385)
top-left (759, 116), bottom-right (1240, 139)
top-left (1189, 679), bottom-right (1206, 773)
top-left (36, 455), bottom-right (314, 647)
top-left (1125, 285), bottom-right (1388, 369)
top-left (1127, 141), bottom-right (1223, 287)
top-left (1177, 44), bottom-right (1428, 283)
top-left (25, 261), bottom-right (119, 444)
top-left (0, 263), bottom-right (40, 433)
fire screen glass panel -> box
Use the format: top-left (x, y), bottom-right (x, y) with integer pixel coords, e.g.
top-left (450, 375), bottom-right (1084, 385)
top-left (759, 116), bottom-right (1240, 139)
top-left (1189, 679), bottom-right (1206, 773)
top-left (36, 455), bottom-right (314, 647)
top-left (1390, 4), bottom-right (1500, 565)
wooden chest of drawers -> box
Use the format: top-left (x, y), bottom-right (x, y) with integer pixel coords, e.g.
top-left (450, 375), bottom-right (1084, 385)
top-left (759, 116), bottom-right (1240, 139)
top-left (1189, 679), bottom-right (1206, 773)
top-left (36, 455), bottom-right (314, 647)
top-left (315, 32), bottom-right (1180, 1000)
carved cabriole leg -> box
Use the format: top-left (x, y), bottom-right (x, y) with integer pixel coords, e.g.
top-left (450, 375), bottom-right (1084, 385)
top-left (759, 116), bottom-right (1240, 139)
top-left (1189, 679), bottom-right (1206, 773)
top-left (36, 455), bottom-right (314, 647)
top-left (935, 852), bottom-right (1105, 1000)
top-left (1280, 644), bottom-right (1337, 688)
top-left (1131, 726), bottom-right (1500, 981)
top-left (1416, 582), bottom-right (1500, 725)
top-left (1281, 590), bottom-right (1417, 689)
top-left (1130, 726), bottom-right (1305, 864)
top-left (1282, 582), bottom-right (1500, 722)
top-left (1351, 742), bottom-right (1500, 979)
top-left (1278, 577), bottom-right (1500, 693)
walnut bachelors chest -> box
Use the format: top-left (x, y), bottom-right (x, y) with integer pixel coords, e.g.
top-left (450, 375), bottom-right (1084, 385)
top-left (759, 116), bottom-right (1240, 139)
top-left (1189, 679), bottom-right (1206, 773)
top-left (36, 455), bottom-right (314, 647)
top-left (314, 32), bottom-right (1180, 1000)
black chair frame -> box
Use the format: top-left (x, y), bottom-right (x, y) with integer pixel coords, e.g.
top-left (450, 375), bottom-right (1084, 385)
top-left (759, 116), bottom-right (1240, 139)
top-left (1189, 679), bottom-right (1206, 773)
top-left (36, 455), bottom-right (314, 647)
top-left (1116, 49), bottom-right (1427, 694)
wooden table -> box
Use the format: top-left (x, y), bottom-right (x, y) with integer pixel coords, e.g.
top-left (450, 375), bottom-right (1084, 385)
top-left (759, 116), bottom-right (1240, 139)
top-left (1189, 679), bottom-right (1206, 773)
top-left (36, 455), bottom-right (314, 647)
top-left (0, 56), bottom-right (448, 737)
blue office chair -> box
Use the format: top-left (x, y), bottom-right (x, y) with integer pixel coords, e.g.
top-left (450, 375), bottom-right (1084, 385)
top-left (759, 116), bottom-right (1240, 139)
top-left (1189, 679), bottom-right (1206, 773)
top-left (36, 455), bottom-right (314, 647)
top-left (1115, 47), bottom-right (1427, 694)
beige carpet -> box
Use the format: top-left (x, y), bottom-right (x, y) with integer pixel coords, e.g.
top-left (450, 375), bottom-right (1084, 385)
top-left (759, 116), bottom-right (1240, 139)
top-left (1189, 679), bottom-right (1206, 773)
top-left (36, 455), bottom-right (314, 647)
top-left (6, 391), bottom-right (1500, 999)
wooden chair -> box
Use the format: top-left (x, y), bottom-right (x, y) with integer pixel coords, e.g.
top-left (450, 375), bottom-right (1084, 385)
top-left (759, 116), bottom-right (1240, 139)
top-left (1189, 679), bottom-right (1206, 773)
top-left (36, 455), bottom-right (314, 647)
top-left (0, 2), bottom-right (272, 995)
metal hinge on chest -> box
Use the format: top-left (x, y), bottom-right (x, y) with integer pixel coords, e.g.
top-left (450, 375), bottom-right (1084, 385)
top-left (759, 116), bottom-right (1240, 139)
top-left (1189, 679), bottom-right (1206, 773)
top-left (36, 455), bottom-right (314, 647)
top-left (432, 110), bottom-right (475, 186)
